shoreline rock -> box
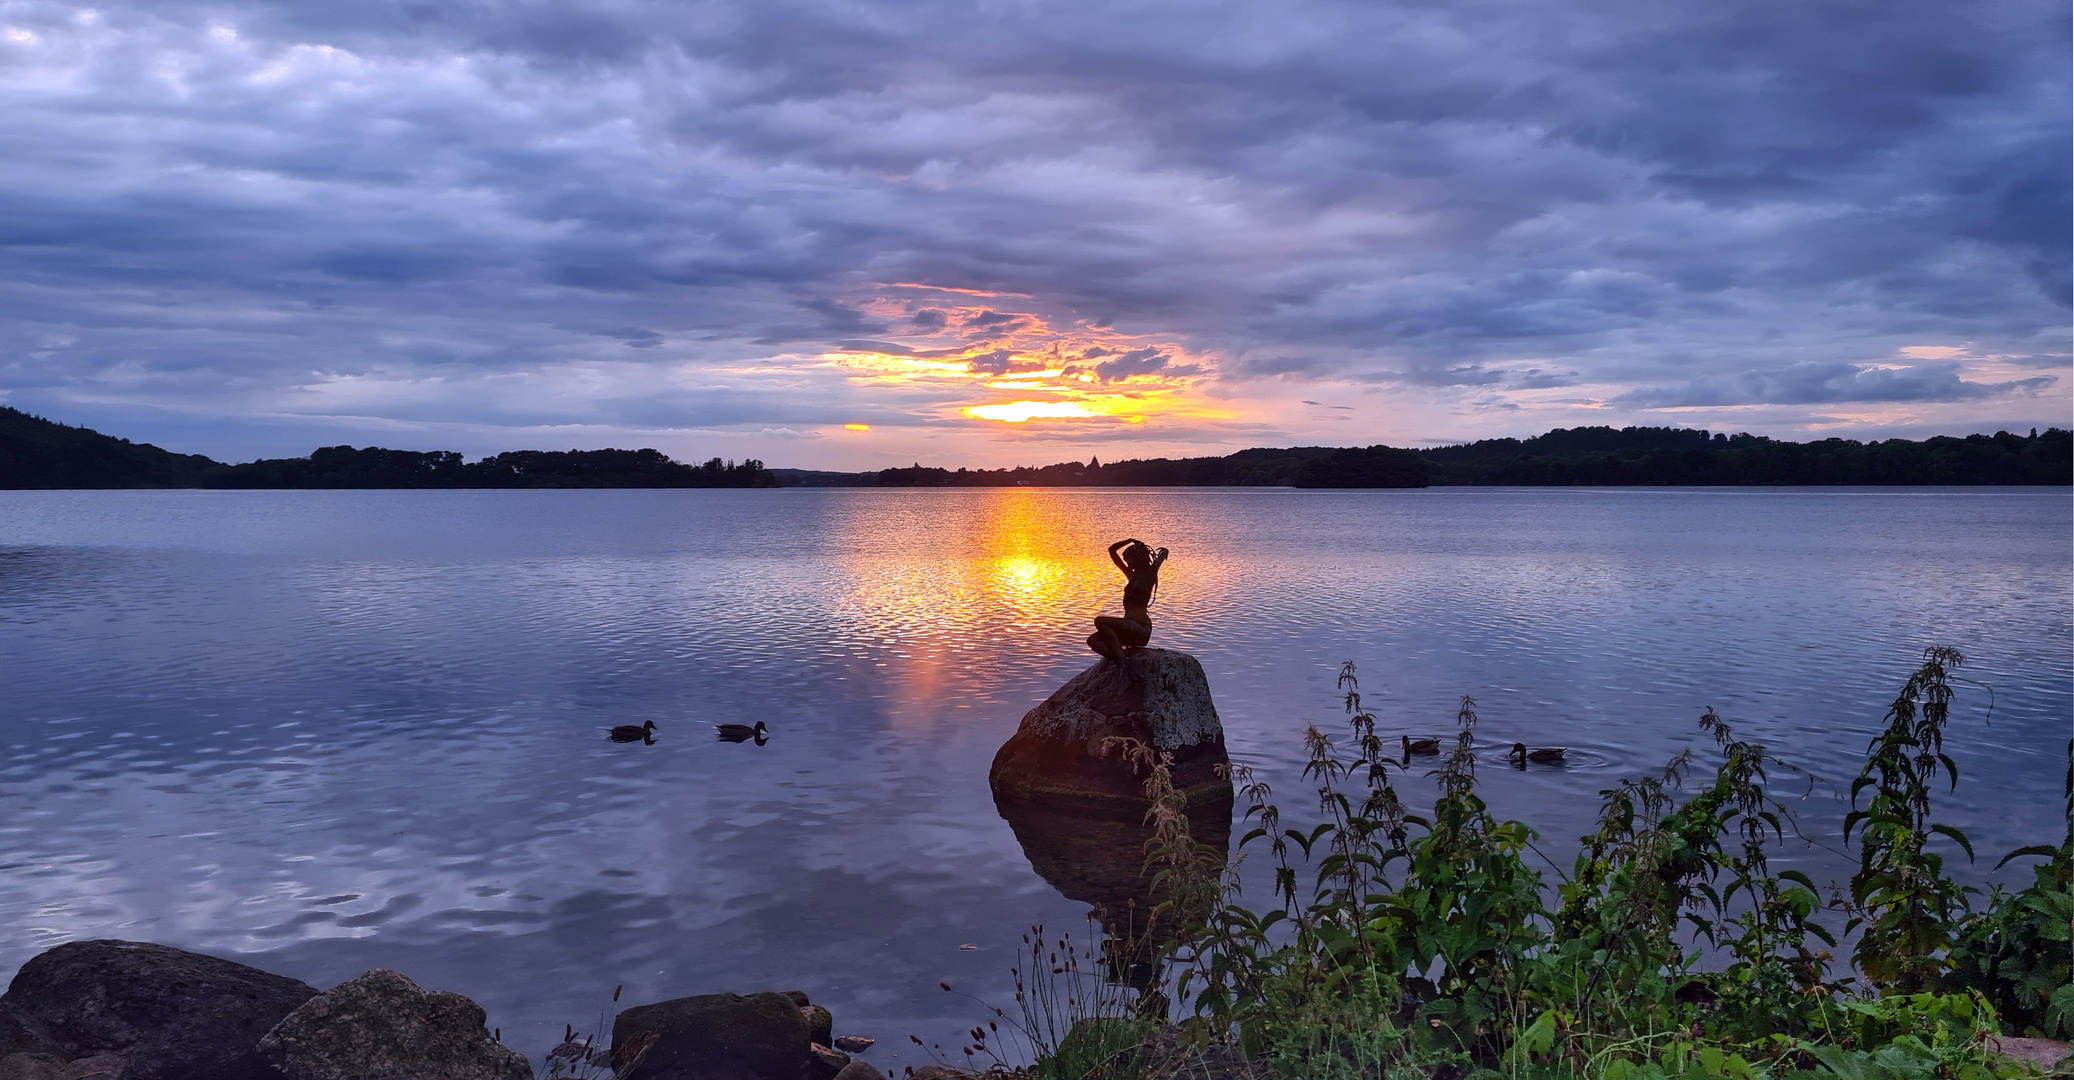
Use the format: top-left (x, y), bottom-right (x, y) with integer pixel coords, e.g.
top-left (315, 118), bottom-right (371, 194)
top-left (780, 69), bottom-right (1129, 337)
top-left (610, 991), bottom-right (813, 1080)
top-left (0, 939), bottom-right (317, 1080)
top-left (1, 940), bottom-right (876, 1080)
top-left (256, 968), bottom-right (530, 1080)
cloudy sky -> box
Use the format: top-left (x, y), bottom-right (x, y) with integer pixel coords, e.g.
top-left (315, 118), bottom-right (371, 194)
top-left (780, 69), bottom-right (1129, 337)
top-left (1, 0), bottom-right (2066, 468)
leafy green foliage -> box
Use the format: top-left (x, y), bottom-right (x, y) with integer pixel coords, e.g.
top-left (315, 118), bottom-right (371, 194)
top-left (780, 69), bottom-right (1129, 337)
top-left (1246, 966), bottom-right (1405, 1080)
top-left (1790, 993), bottom-right (2025, 1080)
top-left (1942, 740), bottom-right (2074, 1037)
top-left (1016, 649), bottom-right (2068, 1080)
top-left (1844, 648), bottom-right (1974, 993)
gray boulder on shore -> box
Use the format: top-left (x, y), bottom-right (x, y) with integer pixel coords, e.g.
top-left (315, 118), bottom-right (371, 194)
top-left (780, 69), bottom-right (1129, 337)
top-left (612, 991), bottom-right (813, 1080)
top-left (256, 968), bottom-right (530, 1080)
top-left (989, 648), bottom-right (1232, 816)
top-left (0, 939), bottom-right (318, 1080)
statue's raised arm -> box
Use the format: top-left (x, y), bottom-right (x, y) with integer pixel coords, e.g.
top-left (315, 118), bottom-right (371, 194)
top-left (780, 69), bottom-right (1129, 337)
top-left (1106, 538), bottom-right (1137, 573)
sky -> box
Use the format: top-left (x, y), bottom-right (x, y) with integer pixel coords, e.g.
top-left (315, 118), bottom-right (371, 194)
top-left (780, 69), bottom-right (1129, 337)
top-left (0, 0), bottom-right (2067, 469)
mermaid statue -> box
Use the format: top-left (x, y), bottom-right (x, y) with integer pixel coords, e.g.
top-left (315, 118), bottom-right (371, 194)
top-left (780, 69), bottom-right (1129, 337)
top-left (1087, 538), bottom-right (1167, 661)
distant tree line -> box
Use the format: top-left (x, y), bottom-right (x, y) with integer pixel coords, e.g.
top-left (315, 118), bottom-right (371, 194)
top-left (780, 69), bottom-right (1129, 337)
top-left (777, 426), bottom-right (2071, 488)
top-left (4, 405), bottom-right (2066, 489)
top-left (0, 406), bottom-right (219, 488)
top-left (0, 407), bottom-right (777, 489)
top-left (778, 444), bottom-right (1428, 488)
top-left (1418, 425), bottom-right (2072, 486)
top-left (205, 445), bottom-right (778, 488)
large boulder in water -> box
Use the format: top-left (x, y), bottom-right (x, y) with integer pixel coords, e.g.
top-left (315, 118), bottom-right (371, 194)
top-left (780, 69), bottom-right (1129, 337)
top-left (0, 939), bottom-right (317, 1080)
top-left (989, 648), bottom-right (1231, 817)
top-left (256, 969), bottom-right (529, 1080)
top-left (0, 1001), bottom-right (64, 1062)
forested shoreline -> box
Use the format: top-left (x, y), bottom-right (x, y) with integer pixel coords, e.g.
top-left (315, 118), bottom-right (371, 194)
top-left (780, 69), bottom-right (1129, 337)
top-left (1418, 425), bottom-right (2073, 486)
top-left (206, 445), bottom-right (780, 489)
top-left (786, 426), bottom-right (2072, 488)
top-left (0, 408), bottom-right (778, 488)
top-left (1, 405), bottom-right (2065, 489)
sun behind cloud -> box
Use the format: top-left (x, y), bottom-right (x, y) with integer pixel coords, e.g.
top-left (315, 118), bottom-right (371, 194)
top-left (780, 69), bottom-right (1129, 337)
top-left (820, 284), bottom-right (1228, 431)
top-left (965, 401), bottom-right (1094, 422)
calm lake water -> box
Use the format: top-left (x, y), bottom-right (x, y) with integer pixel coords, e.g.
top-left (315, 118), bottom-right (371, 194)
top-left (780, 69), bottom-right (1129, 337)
top-left (1, 488), bottom-right (2066, 1066)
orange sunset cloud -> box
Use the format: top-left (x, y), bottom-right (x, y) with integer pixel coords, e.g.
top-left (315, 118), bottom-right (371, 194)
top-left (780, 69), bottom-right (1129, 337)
top-left (818, 284), bottom-right (1228, 431)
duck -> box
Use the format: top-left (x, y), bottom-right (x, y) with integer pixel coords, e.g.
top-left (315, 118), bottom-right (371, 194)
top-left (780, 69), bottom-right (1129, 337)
top-left (1401, 735), bottom-right (1442, 755)
top-left (1510, 742), bottom-right (1566, 764)
top-left (609, 720), bottom-right (657, 744)
top-left (715, 721), bottom-right (770, 744)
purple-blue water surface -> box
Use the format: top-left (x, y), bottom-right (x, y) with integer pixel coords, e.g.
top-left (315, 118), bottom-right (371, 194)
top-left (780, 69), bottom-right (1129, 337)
top-left (1, 487), bottom-right (2066, 1068)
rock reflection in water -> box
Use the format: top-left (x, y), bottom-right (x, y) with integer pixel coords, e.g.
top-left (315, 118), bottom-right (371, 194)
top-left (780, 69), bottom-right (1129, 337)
top-left (993, 789), bottom-right (1233, 997)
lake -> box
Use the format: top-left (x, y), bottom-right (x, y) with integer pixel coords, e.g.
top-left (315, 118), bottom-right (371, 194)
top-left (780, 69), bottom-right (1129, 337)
top-left (1, 487), bottom-right (2066, 1068)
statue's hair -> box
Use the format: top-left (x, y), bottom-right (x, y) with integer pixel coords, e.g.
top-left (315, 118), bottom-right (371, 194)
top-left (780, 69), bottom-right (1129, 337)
top-left (1122, 540), bottom-right (1160, 605)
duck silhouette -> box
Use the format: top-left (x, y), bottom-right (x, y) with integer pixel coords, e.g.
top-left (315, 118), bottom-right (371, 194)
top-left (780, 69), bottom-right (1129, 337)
top-left (1510, 742), bottom-right (1566, 764)
top-left (715, 721), bottom-right (769, 745)
top-left (1401, 735), bottom-right (1442, 755)
top-left (609, 720), bottom-right (657, 744)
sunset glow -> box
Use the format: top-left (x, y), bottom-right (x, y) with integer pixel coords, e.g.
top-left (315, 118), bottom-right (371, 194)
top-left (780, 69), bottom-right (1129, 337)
top-left (0, 5), bottom-right (2065, 1067)
top-left (966, 401), bottom-right (1096, 422)
top-left (0, 0), bottom-right (2054, 472)
top-left (808, 286), bottom-right (1232, 438)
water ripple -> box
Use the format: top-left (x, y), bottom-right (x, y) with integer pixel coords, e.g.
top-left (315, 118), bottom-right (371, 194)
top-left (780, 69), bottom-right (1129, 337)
top-left (0, 487), bottom-right (2065, 1067)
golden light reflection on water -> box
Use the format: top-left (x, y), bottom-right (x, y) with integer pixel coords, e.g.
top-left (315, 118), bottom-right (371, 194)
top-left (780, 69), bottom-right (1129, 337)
top-left (986, 553), bottom-right (1068, 609)
top-left (826, 490), bottom-right (1124, 724)
top-left (979, 494), bottom-right (1082, 612)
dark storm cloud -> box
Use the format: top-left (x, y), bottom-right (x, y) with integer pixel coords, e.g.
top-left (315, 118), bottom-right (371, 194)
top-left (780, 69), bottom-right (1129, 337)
top-left (0, 0), bottom-right (2063, 457)
top-left (964, 350), bottom-right (1048, 376)
top-left (557, 324), bottom-right (666, 349)
top-left (1094, 348), bottom-right (1171, 382)
top-left (832, 340), bottom-right (969, 359)
top-left (1613, 362), bottom-right (2057, 407)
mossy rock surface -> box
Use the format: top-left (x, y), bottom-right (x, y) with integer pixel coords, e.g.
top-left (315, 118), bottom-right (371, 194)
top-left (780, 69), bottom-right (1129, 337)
top-left (256, 969), bottom-right (529, 1080)
top-left (990, 649), bottom-right (1232, 816)
top-left (0, 939), bottom-right (317, 1080)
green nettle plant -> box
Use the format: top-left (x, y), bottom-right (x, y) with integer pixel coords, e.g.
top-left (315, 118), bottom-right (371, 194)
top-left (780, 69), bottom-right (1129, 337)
top-left (982, 647), bottom-right (2066, 1080)
top-left (1373, 695), bottom-right (1547, 1055)
top-left (1698, 709), bottom-right (1836, 1029)
top-left (1844, 647), bottom-right (1977, 994)
top-left (1940, 737), bottom-right (2074, 1039)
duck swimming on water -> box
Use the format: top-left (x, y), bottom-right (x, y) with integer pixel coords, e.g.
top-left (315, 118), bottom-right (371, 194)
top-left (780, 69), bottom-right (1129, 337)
top-left (1510, 742), bottom-right (1566, 764)
top-left (609, 720), bottom-right (657, 744)
top-left (1401, 735), bottom-right (1441, 755)
top-left (716, 721), bottom-right (769, 744)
